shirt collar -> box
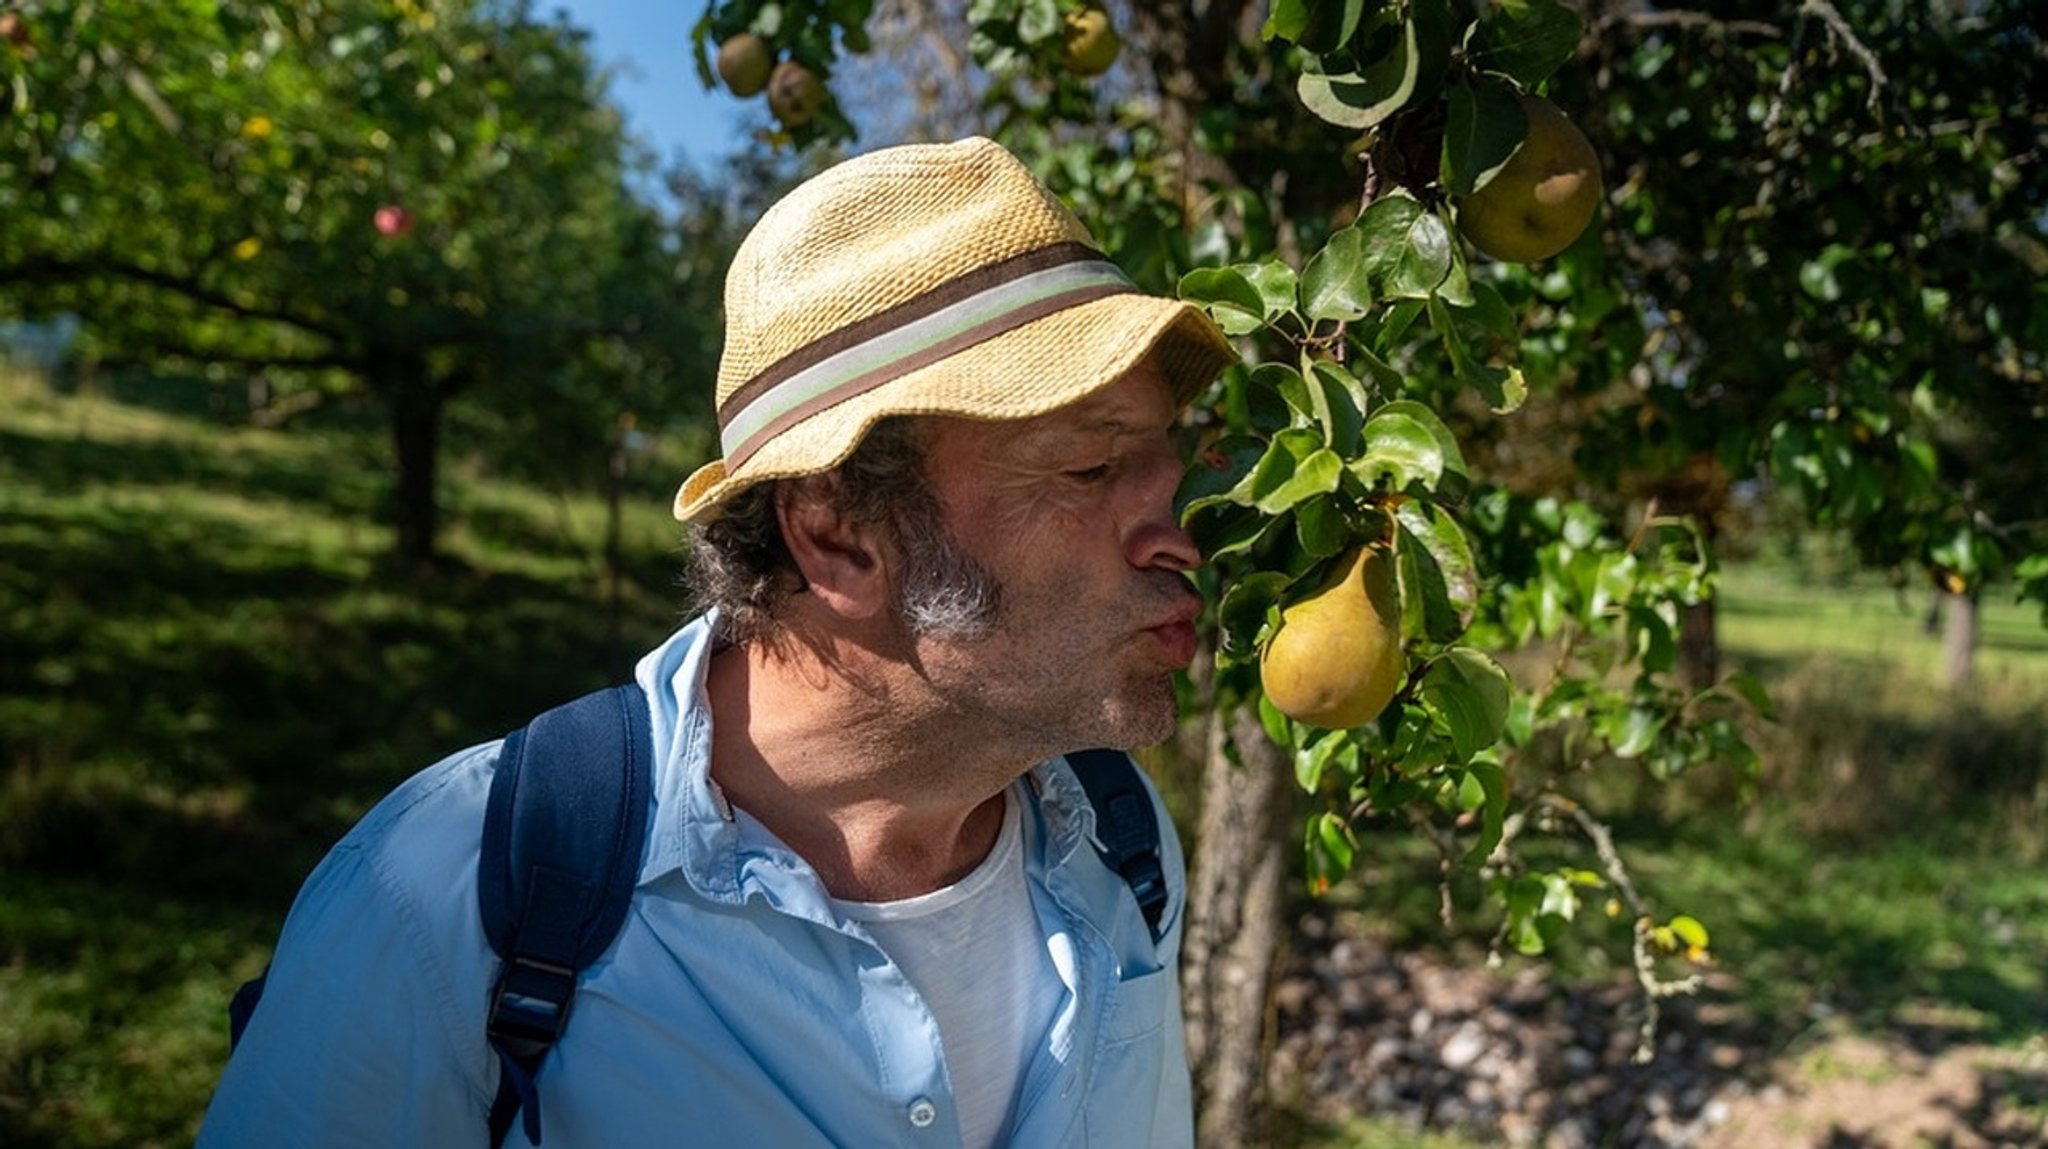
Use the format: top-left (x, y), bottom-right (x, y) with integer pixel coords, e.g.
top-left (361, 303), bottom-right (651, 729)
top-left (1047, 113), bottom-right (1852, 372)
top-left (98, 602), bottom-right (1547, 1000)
top-left (630, 611), bottom-right (1097, 902)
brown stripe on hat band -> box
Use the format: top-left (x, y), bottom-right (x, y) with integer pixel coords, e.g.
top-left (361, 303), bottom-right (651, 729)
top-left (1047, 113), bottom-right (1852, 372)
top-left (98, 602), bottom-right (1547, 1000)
top-left (716, 241), bottom-right (1136, 468)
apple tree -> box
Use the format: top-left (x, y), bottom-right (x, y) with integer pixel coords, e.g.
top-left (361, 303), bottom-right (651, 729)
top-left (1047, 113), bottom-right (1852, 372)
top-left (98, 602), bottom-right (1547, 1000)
top-left (0, 0), bottom-right (703, 565)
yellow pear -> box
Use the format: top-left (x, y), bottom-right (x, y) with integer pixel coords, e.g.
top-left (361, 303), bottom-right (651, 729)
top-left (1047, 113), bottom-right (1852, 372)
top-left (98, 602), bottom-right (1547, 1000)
top-left (1454, 94), bottom-right (1603, 263)
top-left (1062, 7), bottom-right (1121, 77)
top-left (1259, 546), bottom-right (1405, 729)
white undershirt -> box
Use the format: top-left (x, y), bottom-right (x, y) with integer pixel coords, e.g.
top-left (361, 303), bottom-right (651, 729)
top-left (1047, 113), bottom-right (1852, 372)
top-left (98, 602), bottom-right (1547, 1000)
top-left (832, 787), bottom-right (1063, 1149)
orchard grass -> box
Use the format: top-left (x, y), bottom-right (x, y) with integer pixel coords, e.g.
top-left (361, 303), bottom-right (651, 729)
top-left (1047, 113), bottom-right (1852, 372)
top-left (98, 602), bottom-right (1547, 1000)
top-left (4, 368), bottom-right (2046, 1146)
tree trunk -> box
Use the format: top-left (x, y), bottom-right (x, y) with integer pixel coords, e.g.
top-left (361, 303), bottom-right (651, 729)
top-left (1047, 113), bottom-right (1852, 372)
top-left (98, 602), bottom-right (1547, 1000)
top-left (1942, 588), bottom-right (1978, 690)
top-left (1679, 595), bottom-right (1719, 692)
top-left (382, 358), bottom-right (444, 567)
top-left (1183, 702), bottom-right (1290, 1148)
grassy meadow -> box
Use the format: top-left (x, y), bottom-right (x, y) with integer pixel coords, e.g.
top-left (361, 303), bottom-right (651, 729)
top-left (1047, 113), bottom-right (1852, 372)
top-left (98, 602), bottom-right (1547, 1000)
top-left (3, 367), bottom-right (2045, 1147)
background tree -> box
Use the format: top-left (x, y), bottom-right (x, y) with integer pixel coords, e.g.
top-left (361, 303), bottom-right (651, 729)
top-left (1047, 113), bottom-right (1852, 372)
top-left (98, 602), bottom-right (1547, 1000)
top-left (0, 0), bottom-right (701, 565)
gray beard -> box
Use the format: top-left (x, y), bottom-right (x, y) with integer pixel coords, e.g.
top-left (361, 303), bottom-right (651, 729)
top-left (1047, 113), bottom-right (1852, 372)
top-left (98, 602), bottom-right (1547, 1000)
top-left (893, 518), bottom-right (1004, 641)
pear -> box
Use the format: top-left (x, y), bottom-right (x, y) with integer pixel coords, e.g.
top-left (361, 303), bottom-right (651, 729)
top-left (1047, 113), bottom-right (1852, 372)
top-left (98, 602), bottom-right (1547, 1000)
top-left (1454, 94), bottom-right (1603, 264)
top-left (1259, 545), bottom-right (1405, 729)
top-left (1061, 7), bottom-right (1121, 77)
top-left (716, 34), bottom-right (774, 99)
top-left (767, 61), bottom-right (826, 127)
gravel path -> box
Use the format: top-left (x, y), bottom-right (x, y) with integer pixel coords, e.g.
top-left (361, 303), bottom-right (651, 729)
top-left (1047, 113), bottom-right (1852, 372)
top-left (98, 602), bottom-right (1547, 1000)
top-left (1265, 909), bottom-right (2048, 1147)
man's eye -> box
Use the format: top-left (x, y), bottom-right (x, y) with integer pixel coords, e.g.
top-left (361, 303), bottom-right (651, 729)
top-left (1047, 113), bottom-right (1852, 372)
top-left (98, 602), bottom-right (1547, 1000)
top-left (1065, 463), bottom-right (1114, 483)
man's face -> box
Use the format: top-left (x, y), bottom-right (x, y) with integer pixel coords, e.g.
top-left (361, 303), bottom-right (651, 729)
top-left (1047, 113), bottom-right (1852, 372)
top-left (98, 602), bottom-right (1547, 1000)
top-left (901, 359), bottom-right (1202, 754)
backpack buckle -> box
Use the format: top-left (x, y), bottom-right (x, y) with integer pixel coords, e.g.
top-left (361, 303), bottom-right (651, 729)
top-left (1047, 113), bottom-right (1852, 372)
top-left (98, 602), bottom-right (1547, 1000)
top-left (487, 955), bottom-right (577, 1060)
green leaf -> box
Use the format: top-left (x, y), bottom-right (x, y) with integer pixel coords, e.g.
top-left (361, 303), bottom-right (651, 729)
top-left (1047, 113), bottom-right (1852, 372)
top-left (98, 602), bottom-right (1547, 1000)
top-left (1296, 0), bottom-right (1368, 54)
top-left (1261, 0), bottom-right (1314, 42)
top-left (1249, 428), bottom-right (1339, 512)
top-left (1177, 433), bottom-right (1267, 516)
top-left (1627, 603), bottom-right (1676, 674)
top-left (1178, 266), bottom-right (1267, 334)
top-left (1428, 294), bottom-right (1528, 413)
top-left (1307, 360), bottom-right (1368, 450)
top-left (1295, 494), bottom-right (1351, 558)
top-left (1355, 194), bottom-right (1451, 299)
top-left (1187, 501), bottom-right (1270, 561)
top-left (1454, 769), bottom-right (1486, 812)
top-left (1221, 570), bottom-right (1290, 657)
top-left (1719, 671), bottom-right (1779, 722)
top-left (1254, 446), bottom-right (1344, 513)
top-left (1418, 648), bottom-right (1512, 760)
top-left (1017, 0), bottom-right (1061, 43)
top-left (1241, 260), bottom-right (1300, 322)
top-left (1396, 499), bottom-right (1479, 638)
top-left (1295, 7), bottom-right (1424, 129)
top-left (1457, 280), bottom-right (1521, 342)
top-left (1351, 409), bottom-right (1446, 492)
top-left (1350, 344), bottom-right (1404, 393)
top-left (1465, 0), bottom-right (1582, 87)
top-left (1374, 400), bottom-right (1468, 481)
top-left (1241, 363), bottom-right (1298, 433)
top-left (1669, 914), bottom-right (1710, 951)
top-left (1301, 226), bottom-right (1373, 321)
top-left (1305, 809), bottom-right (1355, 894)
top-left (1607, 705), bottom-right (1663, 759)
top-left (1439, 78), bottom-right (1527, 198)
top-left (1295, 729), bottom-right (1349, 791)
top-left (1461, 760), bottom-right (1508, 864)
top-left (1277, 360), bottom-right (1333, 435)
top-left (1258, 691), bottom-right (1295, 749)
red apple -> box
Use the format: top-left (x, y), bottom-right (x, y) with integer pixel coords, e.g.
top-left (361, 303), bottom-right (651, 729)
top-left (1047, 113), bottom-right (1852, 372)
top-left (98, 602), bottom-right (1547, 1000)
top-left (0, 12), bottom-right (32, 52)
top-left (374, 204), bottom-right (414, 237)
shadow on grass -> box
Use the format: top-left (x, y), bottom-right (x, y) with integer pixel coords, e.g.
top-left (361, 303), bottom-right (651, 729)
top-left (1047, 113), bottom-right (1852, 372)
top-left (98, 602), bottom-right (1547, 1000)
top-left (1, 492), bottom-right (681, 911)
top-left (0, 426), bottom-right (387, 523)
top-left (0, 873), bottom-right (278, 1149)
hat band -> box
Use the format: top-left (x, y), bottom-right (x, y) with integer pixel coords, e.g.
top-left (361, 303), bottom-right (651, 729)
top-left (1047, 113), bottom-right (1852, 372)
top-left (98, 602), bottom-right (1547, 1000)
top-left (717, 242), bottom-right (1136, 469)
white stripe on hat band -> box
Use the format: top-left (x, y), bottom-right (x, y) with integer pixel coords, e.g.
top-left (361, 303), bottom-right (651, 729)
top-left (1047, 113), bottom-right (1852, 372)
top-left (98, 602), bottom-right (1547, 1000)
top-left (717, 259), bottom-right (1136, 461)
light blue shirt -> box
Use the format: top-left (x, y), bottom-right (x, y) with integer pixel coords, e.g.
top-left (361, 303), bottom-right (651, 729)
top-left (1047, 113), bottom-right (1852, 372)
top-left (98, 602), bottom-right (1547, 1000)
top-left (199, 613), bottom-right (1193, 1147)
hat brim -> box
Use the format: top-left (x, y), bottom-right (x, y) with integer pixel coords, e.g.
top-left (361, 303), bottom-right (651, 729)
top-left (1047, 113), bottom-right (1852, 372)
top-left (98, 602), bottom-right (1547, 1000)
top-left (673, 293), bottom-right (1234, 523)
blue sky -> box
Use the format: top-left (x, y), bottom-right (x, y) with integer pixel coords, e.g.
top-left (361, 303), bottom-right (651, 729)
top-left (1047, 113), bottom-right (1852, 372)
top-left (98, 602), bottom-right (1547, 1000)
top-left (546, 0), bottom-right (754, 170)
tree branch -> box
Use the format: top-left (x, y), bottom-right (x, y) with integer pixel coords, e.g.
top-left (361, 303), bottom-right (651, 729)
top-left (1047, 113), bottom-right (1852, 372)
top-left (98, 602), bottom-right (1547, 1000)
top-left (83, 346), bottom-right (363, 378)
top-left (1593, 8), bottom-right (1782, 40)
top-left (1564, 801), bottom-right (1702, 1064)
top-left (3, 254), bottom-right (344, 341)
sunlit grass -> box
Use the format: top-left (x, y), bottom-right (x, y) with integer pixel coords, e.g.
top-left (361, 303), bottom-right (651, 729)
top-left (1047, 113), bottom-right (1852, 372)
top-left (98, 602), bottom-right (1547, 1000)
top-left (1717, 562), bottom-right (2048, 687)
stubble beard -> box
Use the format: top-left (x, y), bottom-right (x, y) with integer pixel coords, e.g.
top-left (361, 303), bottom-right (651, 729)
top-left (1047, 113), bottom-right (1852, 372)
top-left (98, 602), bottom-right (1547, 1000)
top-left (890, 517), bottom-right (1183, 753)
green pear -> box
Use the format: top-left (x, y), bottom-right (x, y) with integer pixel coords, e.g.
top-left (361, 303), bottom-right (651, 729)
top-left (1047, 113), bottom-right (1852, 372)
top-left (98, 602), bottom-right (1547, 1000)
top-left (1455, 94), bottom-right (1603, 264)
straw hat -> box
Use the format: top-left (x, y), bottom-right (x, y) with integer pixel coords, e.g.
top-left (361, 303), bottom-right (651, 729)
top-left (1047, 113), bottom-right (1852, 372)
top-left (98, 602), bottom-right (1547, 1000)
top-left (672, 136), bottom-right (1237, 522)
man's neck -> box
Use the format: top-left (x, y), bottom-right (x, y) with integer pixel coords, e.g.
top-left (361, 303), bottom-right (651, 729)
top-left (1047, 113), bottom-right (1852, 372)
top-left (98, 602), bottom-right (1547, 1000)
top-left (704, 635), bottom-right (1026, 903)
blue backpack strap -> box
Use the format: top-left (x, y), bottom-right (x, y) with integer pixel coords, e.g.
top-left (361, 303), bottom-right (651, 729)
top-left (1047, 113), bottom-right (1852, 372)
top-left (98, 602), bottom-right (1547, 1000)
top-left (478, 683), bottom-right (652, 1147)
top-left (1066, 749), bottom-right (1169, 944)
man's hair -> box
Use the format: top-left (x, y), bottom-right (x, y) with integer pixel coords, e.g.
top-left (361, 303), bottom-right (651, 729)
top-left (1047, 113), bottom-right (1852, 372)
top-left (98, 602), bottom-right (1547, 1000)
top-left (684, 417), bottom-right (1002, 644)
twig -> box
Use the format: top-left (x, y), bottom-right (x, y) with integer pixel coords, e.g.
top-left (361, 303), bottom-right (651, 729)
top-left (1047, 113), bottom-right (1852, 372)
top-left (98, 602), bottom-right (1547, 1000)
top-left (1595, 9), bottom-right (1782, 39)
top-left (1765, 0), bottom-right (1894, 135)
top-left (1403, 804), bottom-right (1464, 928)
top-left (1800, 0), bottom-right (1889, 113)
top-left (1564, 802), bottom-right (1702, 1063)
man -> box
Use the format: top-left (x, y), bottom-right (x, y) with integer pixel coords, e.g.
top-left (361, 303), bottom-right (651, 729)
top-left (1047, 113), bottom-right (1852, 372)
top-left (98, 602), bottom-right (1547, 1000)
top-left (200, 136), bottom-right (1236, 1147)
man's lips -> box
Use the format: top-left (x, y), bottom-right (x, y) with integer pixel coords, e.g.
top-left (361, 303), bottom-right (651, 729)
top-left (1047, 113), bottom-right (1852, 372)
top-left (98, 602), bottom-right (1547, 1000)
top-left (1142, 599), bottom-right (1203, 668)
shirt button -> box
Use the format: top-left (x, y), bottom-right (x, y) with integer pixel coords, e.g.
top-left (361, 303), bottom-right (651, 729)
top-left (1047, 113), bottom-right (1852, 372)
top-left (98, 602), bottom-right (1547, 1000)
top-left (907, 1098), bottom-right (937, 1128)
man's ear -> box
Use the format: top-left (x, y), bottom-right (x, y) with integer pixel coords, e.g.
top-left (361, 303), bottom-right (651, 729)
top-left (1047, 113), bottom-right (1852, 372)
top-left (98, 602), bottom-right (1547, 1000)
top-left (775, 476), bottom-right (893, 621)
